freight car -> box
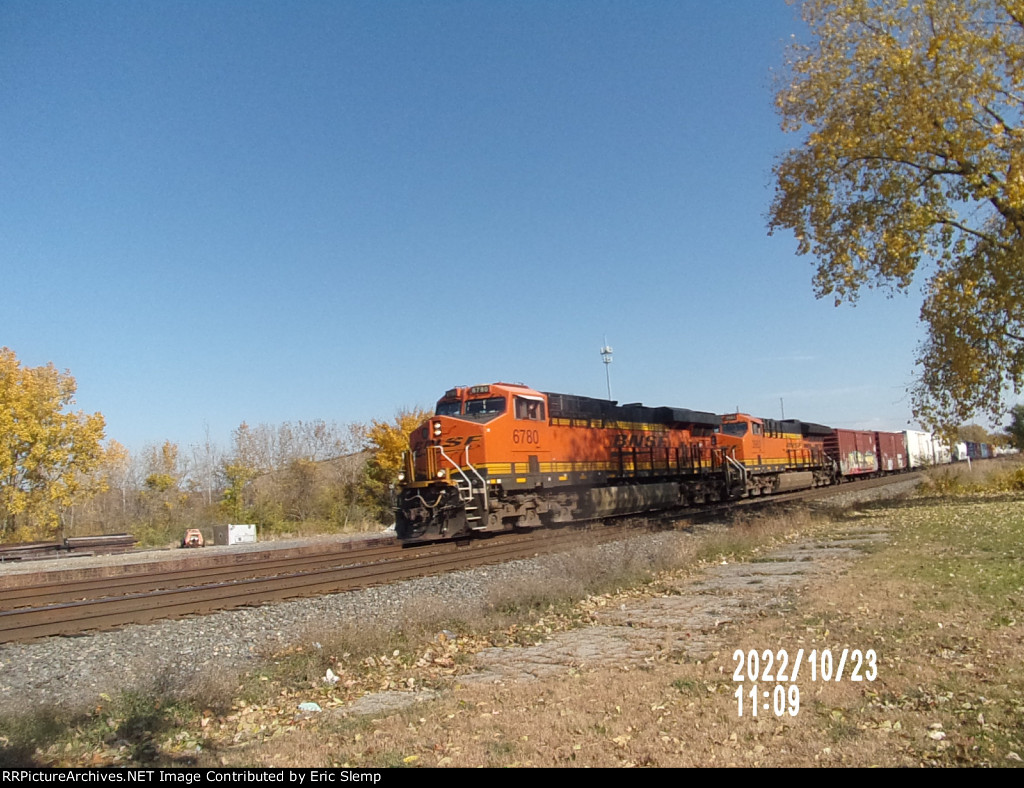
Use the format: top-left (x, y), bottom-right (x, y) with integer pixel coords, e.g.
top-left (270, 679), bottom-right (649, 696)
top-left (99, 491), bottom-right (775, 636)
top-left (874, 432), bottom-right (908, 473)
top-left (957, 441), bottom-right (993, 461)
top-left (904, 430), bottom-right (952, 468)
top-left (394, 382), bottom-right (918, 542)
top-left (825, 429), bottom-right (879, 477)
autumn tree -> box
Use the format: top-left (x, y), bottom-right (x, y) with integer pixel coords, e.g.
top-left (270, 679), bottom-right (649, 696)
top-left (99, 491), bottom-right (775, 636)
top-left (1007, 403), bottom-right (1024, 449)
top-left (143, 440), bottom-right (182, 493)
top-left (770, 0), bottom-right (1024, 433)
top-left (360, 408), bottom-right (430, 522)
top-left (220, 422), bottom-right (261, 520)
top-left (101, 440), bottom-right (134, 513)
top-left (957, 423), bottom-right (994, 444)
top-left (62, 439), bottom-right (138, 537)
top-left (0, 347), bottom-right (106, 540)
top-left (189, 425), bottom-right (222, 506)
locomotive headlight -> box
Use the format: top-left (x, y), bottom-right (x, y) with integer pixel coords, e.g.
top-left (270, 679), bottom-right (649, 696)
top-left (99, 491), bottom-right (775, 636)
top-left (397, 472), bottom-right (406, 482)
top-left (432, 421), bottom-right (442, 437)
top-left (436, 470), bottom-right (446, 479)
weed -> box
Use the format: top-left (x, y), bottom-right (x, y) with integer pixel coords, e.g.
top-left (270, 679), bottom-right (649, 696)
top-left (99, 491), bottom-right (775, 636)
top-left (0, 708), bottom-right (68, 767)
top-left (671, 678), bottom-right (698, 694)
top-left (487, 739), bottom-right (516, 761)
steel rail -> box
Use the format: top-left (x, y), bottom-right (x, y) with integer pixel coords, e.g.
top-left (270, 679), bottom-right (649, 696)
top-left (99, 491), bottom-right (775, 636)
top-left (0, 524), bottom-right (639, 643)
top-left (0, 542), bottom-right (415, 610)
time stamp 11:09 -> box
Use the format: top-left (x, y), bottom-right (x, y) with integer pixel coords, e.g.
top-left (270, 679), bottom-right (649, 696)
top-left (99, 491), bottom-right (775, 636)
top-left (732, 648), bottom-right (878, 717)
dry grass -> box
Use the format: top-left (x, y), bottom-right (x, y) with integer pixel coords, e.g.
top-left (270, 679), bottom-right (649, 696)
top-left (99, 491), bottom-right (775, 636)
top-left (917, 455), bottom-right (1024, 497)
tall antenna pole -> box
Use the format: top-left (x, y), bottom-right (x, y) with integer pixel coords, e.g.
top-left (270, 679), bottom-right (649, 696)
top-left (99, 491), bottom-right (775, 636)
top-left (600, 339), bottom-right (613, 400)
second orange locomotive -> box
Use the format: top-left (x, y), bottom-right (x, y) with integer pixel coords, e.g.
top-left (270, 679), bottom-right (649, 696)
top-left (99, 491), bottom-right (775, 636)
top-left (395, 382), bottom-right (839, 542)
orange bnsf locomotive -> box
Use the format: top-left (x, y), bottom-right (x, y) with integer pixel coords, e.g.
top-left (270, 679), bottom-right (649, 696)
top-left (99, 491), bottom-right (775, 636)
top-left (394, 382), bottom-right (842, 542)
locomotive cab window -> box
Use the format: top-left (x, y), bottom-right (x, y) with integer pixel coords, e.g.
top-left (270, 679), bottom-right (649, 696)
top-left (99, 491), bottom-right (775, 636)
top-left (718, 422), bottom-right (748, 437)
top-left (435, 400), bottom-right (462, 416)
top-left (463, 397), bottom-right (507, 422)
top-left (514, 396), bottom-right (546, 421)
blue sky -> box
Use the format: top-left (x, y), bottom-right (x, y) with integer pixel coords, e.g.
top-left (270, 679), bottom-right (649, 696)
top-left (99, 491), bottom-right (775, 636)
top-left (1, 0), bottom-right (930, 455)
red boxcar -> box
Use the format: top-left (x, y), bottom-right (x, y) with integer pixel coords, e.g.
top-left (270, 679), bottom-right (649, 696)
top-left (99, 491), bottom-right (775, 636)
top-left (824, 429), bottom-right (878, 477)
top-left (874, 431), bottom-right (908, 473)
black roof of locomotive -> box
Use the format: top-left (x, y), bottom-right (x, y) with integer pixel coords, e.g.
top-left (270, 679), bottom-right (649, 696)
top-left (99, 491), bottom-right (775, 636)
top-left (544, 392), bottom-right (721, 429)
top-left (792, 420), bottom-right (834, 437)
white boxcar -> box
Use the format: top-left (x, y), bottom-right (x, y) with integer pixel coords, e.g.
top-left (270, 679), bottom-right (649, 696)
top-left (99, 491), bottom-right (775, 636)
top-left (903, 430), bottom-right (952, 468)
top-left (904, 430), bottom-right (935, 468)
top-left (933, 438), bottom-right (952, 465)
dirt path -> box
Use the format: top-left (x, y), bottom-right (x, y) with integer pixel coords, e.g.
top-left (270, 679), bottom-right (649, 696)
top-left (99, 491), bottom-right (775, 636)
top-left (343, 518), bottom-right (889, 716)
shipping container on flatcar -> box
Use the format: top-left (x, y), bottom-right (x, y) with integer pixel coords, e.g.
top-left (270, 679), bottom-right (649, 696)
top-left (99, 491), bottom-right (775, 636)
top-left (824, 429), bottom-right (878, 477)
top-left (874, 431), bottom-right (907, 473)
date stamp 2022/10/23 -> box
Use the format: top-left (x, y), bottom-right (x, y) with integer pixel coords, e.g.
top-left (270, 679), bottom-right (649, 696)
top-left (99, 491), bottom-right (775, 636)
top-left (731, 648), bottom-right (878, 717)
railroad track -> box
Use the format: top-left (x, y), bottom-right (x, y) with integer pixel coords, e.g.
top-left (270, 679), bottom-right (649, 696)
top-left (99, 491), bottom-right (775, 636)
top-left (0, 472), bottom-right (922, 645)
top-left (0, 523), bottom-right (646, 644)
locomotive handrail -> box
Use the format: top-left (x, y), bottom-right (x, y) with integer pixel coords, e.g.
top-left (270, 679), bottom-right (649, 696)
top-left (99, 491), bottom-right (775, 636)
top-left (724, 453), bottom-right (747, 496)
top-left (434, 444), bottom-right (464, 491)
top-left (435, 444), bottom-right (486, 510)
top-left (463, 444), bottom-right (489, 510)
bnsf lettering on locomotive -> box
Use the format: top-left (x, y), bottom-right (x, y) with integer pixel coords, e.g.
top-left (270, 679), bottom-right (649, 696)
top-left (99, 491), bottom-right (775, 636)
top-left (614, 433), bottom-right (667, 448)
top-left (441, 435), bottom-right (481, 449)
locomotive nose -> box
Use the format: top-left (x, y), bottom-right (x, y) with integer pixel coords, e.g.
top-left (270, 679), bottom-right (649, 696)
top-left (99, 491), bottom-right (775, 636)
top-left (404, 415), bottom-right (480, 482)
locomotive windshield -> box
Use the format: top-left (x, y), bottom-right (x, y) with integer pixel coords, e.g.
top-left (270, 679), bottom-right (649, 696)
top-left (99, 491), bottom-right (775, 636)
top-left (718, 422), bottom-right (749, 437)
top-left (434, 396), bottom-right (507, 422)
top-left (463, 396), bottom-right (507, 421)
top-left (435, 400), bottom-right (462, 416)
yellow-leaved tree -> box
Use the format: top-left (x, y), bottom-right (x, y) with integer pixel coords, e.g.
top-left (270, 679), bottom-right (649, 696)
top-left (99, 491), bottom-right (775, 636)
top-left (770, 0), bottom-right (1024, 433)
top-left (361, 408), bottom-right (429, 522)
top-left (0, 348), bottom-right (106, 541)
